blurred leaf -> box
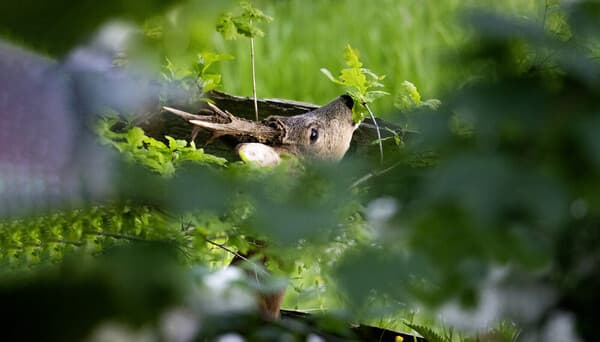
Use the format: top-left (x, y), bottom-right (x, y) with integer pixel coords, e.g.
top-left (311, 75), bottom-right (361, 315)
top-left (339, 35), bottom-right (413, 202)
top-left (404, 322), bottom-right (449, 342)
top-left (216, 13), bottom-right (239, 40)
top-left (216, 1), bottom-right (273, 40)
top-left (320, 68), bottom-right (343, 85)
top-left (0, 0), bottom-right (183, 56)
top-left (567, 1), bottom-right (600, 40)
top-left (239, 1), bottom-right (273, 23)
top-left (0, 243), bottom-right (185, 341)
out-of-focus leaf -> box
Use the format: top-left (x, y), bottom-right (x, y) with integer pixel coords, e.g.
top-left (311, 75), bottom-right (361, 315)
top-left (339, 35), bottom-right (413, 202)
top-left (216, 13), bottom-right (239, 40)
top-left (567, 1), bottom-right (600, 40)
top-left (216, 2), bottom-right (272, 40)
top-left (0, 243), bottom-right (185, 341)
top-left (0, 0), bottom-right (183, 56)
top-left (239, 1), bottom-right (273, 23)
top-left (320, 68), bottom-right (343, 85)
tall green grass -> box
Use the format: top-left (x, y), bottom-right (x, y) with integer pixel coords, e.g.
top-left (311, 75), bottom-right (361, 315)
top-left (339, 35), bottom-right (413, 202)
top-left (164, 0), bottom-right (542, 115)
top-left (189, 0), bottom-right (543, 116)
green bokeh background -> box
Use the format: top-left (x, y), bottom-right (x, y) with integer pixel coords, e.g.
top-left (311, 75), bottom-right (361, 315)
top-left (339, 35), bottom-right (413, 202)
top-left (1, 0), bottom-right (543, 113)
top-left (159, 0), bottom-right (543, 114)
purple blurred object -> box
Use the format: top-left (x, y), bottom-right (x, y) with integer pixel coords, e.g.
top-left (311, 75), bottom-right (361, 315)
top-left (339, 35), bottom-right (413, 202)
top-left (0, 41), bottom-right (118, 216)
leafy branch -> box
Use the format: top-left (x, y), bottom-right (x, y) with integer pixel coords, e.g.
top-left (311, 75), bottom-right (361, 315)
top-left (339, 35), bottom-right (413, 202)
top-left (162, 52), bottom-right (233, 100)
top-left (217, 1), bottom-right (273, 121)
top-left (321, 45), bottom-right (389, 162)
top-left (394, 80), bottom-right (441, 112)
top-left (97, 119), bottom-right (227, 176)
top-left (194, 52), bottom-right (235, 94)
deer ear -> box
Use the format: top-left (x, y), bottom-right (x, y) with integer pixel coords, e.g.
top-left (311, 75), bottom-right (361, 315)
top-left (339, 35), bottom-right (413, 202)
top-left (236, 143), bottom-right (282, 167)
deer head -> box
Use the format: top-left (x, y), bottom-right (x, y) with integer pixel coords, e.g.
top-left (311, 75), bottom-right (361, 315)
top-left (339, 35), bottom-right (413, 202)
top-left (163, 95), bottom-right (356, 166)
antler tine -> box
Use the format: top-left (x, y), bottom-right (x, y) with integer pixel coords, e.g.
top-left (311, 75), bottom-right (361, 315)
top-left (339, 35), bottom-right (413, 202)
top-left (164, 104), bottom-right (282, 144)
top-left (189, 120), bottom-right (237, 132)
top-left (162, 106), bottom-right (214, 122)
top-left (207, 102), bottom-right (234, 120)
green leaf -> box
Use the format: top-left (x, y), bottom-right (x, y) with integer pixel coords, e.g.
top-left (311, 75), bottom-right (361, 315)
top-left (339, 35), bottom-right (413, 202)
top-left (165, 136), bottom-right (187, 151)
top-left (200, 74), bottom-right (222, 93)
top-left (420, 99), bottom-right (442, 110)
top-left (321, 44), bottom-right (388, 124)
top-left (364, 90), bottom-right (390, 103)
top-left (126, 127), bottom-right (147, 148)
top-left (233, 18), bottom-right (264, 38)
top-left (340, 68), bottom-right (367, 94)
top-left (240, 1), bottom-right (273, 23)
top-left (404, 322), bottom-right (449, 342)
top-left (352, 100), bottom-right (368, 122)
top-left (361, 68), bottom-right (385, 82)
top-left (319, 68), bottom-right (343, 85)
top-left (343, 44), bottom-right (363, 69)
top-left (401, 80), bottom-right (421, 104)
top-left (216, 13), bottom-right (239, 40)
top-left (199, 52), bottom-right (235, 74)
top-left (194, 52), bottom-right (233, 93)
top-left (394, 80), bottom-right (441, 113)
top-left (97, 119), bottom-right (228, 176)
top-left (217, 2), bottom-right (273, 40)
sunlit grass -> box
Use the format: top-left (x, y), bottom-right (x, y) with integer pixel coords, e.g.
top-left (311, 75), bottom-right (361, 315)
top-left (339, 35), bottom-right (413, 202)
top-left (164, 0), bottom-right (542, 116)
top-left (203, 0), bottom-right (543, 116)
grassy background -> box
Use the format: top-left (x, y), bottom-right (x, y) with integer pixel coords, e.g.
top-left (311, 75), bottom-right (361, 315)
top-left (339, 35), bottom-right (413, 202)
top-left (166, 0), bottom-right (543, 117)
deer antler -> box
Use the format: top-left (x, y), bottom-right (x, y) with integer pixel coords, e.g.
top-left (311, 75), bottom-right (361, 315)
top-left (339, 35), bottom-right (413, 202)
top-left (163, 95), bottom-right (355, 161)
top-left (162, 103), bottom-right (283, 144)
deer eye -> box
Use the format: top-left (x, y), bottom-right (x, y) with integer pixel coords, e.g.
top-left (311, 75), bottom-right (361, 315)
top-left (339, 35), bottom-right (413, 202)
top-left (309, 127), bottom-right (319, 143)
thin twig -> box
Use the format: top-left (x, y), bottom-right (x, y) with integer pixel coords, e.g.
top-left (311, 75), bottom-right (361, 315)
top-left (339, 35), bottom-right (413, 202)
top-left (364, 103), bottom-right (384, 163)
top-left (201, 235), bottom-right (269, 278)
top-left (250, 37), bottom-right (259, 121)
top-left (48, 239), bottom-right (85, 247)
top-left (83, 230), bottom-right (148, 242)
top-left (203, 236), bottom-right (249, 262)
top-left (180, 219), bottom-right (267, 281)
top-left (349, 161), bottom-right (402, 189)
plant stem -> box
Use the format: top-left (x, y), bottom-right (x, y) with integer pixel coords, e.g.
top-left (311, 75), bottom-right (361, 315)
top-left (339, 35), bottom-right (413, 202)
top-left (83, 230), bottom-right (148, 242)
top-left (349, 161), bottom-right (401, 189)
top-left (202, 235), bottom-right (269, 281)
top-left (365, 103), bottom-right (384, 163)
top-left (251, 37), bottom-right (259, 121)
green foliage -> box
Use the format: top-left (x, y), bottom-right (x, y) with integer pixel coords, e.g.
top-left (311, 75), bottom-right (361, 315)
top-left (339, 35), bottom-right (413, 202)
top-left (216, 1), bottom-right (273, 40)
top-left (97, 119), bottom-right (227, 176)
top-left (395, 81), bottom-right (441, 112)
top-left (215, 1), bottom-right (273, 119)
top-left (405, 322), bottom-right (451, 342)
top-left (392, 81), bottom-right (442, 136)
top-left (403, 320), bottom-right (520, 342)
top-left (195, 51), bottom-right (235, 93)
top-left (543, 0), bottom-right (572, 40)
top-left (0, 0), bottom-right (182, 56)
top-left (161, 51), bottom-right (233, 97)
top-left (321, 44), bottom-right (389, 122)
top-left (205, 0), bottom-right (542, 112)
top-left (0, 205), bottom-right (174, 272)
